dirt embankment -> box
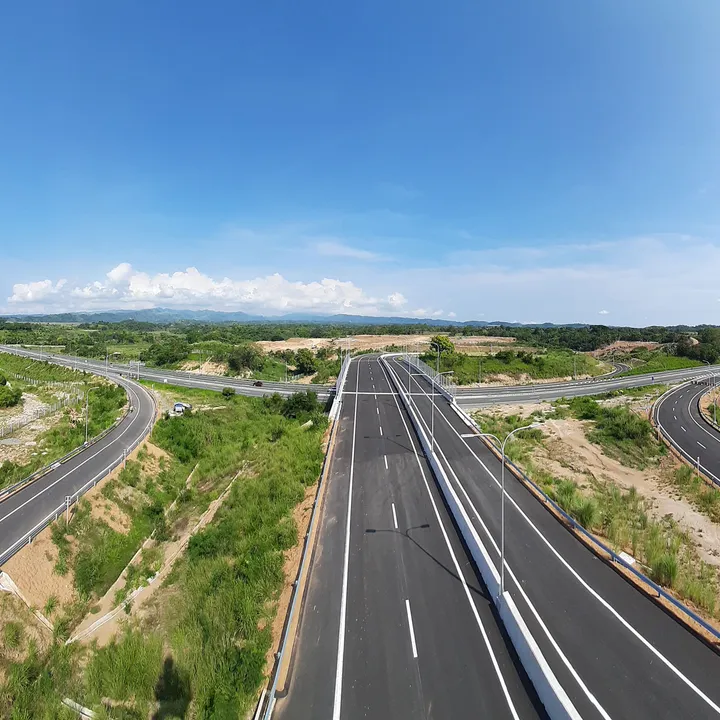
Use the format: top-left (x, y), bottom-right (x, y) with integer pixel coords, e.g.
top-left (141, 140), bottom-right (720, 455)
top-left (591, 341), bottom-right (661, 358)
top-left (178, 359), bottom-right (228, 376)
top-left (255, 334), bottom-right (517, 354)
top-left (1, 440), bottom-right (167, 619)
top-left (480, 398), bottom-right (720, 568)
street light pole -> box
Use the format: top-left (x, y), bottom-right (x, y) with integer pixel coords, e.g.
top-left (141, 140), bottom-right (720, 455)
top-left (480, 422), bottom-right (540, 595)
top-left (85, 386), bottom-right (100, 444)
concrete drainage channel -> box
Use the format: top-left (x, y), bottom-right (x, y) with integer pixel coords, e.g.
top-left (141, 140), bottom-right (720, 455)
top-left (381, 355), bottom-right (580, 720)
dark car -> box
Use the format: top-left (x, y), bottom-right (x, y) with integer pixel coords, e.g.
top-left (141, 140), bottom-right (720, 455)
top-left (253, 380), bottom-right (263, 387)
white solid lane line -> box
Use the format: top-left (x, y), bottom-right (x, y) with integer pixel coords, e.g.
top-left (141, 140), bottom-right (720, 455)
top-left (378, 358), bottom-right (521, 720)
top-left (332, 359), bottom-right (361, 720)
top-left (388, 362), bottom-right (609, 719)
top-left (392, 502), bottom-right (398, 529)
top-left (405, 599), bottom-right (418, 659)
top-left (0, 381), bottom-right (148, 526)
top-left (404, 367), bottom-right (720, 716)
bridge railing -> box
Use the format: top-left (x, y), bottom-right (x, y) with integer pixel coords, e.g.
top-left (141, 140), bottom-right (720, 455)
top-left (403, 353), bottom-right (456, 400)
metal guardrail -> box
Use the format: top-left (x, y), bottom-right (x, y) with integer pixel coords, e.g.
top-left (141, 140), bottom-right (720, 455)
top-left (403, 353), bottom-right (456, 397)
top-left (259, 356), bottom-right (350, 720)
top-left (0, 410), bottom-right (155, 568)
top-left (407, 360), bottom-right (720, 647)
top-left (0, 381), bottom-right (135, 501)
top-left (494, 445), bottom-right (720, 645)
top-left (653, 377), bottom-right (720, 489)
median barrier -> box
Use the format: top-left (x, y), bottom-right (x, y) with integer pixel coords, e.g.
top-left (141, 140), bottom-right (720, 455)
top-left (498, 592), bottom-right (579, 720)
top-left (382, 355), bottom-right (580, 720)
top-left (450, 387), bottom-right (720, 653)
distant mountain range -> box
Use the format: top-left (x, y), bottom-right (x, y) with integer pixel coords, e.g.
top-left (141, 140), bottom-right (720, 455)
top-left (0, 307), bottom-right (593, 328)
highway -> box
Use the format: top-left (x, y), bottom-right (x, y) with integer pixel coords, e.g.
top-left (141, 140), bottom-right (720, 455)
top-left (275, 356), bottom-right (545, 719)
top-left (382, 355), bottom-right (720, 719)
top-left (455, 364), bottom-right (720, 407)
top-left (655, 377), bottom-right (720, 486)
top-left (0, 346), bottom-right (333, 400)
top-left (0, 373), bottom-right (155, 565)
top-left (5, 346), bottom-right (718, 408)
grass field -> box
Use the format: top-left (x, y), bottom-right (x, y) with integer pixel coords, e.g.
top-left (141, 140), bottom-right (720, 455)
top-left (425, 349), bottom-right (606, 384)
top-left (621, 355), bottom-right (703, 376)
top-left (0, 385), bottom-right (327, 718)
top-left (473, 409), bottom-right (719, 618)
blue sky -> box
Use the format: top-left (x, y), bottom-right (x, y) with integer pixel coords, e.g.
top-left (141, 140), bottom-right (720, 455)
top-left (2, 0), bottom-right (719, 325)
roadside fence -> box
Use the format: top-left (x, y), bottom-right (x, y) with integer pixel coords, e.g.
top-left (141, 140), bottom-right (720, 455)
top-left (0, 392), bottom-right (84, 440)
top-left (0, 410), bottom-right (155, 567)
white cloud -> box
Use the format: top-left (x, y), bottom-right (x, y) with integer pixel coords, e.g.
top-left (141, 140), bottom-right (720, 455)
top-left (314, 241), bottom-right (384, 262)
top-left (9, 279), bottom-right (66, 304)
top-left (447, 311), bottom-right (457, 318)
top-left (8, 263), bottom-right (410, 316)
top-left (598, 310), bottom-right (609, 315)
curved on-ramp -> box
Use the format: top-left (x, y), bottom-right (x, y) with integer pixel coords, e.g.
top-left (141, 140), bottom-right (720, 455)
top-left (0, 361), bottom-right (156, 567)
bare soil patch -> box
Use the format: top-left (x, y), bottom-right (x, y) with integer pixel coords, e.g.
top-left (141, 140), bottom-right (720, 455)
top-left (591, 341), bottom-right (661, 358)
top-left (179, 359), bottom-right (228, 376)
top-left (0, 592), bottom-right (52, 676)
top-left (531, 418), bottom-right (720, 567)
top-left (1, 437), bottom-right (164, 620)
top-left (1, 532), bottom-right (76, 611)
top-left (256, 334), bottom-right (516, 355)
top-left (84, 476), bottom-right (237, 647)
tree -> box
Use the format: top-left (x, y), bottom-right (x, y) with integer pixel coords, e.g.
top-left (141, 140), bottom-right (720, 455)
top-left (141, 336), bottom-right (190, 367)
top-left (228, 343), bottom-right (265, 373)
top-left (429, 335), bottom-right (455, 354)
top-left (282, 391), bottom-right (321, 419)
top-left (295, 348), bottom-right (318, 375)
top-left (0, 374), bottom-right (6, 386)
top-left (0, 385), bottom-right (21, 408)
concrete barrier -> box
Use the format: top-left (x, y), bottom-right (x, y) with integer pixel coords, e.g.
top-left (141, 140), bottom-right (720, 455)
top-left (381, 356), bottom-right (580, 720)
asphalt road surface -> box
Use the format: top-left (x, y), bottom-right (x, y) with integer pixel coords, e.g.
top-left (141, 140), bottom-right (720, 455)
top-left (0, 346), bottom-right (332, 400)
top-left (455, 364), bottom-right (720, 407)
top-left (386, 355), bottom-right (720, 720)
top-left (655, 377), bottom-right (720, 486)
top-left (275, 356), bottom-right (545, 720)
top-left (0, 374), bottom-right (155, 565)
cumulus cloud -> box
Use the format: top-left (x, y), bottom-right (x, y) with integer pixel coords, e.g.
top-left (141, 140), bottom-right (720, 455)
top-left (8, 263), bottom-right (410, 316)
top-left (9, 278), bottom-right (66, 304)
top-left (598, 309), bottom-right (609, 315)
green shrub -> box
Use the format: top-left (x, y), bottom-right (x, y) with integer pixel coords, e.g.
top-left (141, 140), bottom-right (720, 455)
top-left (2, 622), bottom-right (23, 649)
top-left (85, 629), bottom-right (163, 709)
top-left (650, 553), bottom-right (679, 587)
top-left (222, 386), bottom-right (235, 398)
top-left (572, 497), bottom-right (598, 529)
top-left (0, 384), bottom-right (22, 408)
